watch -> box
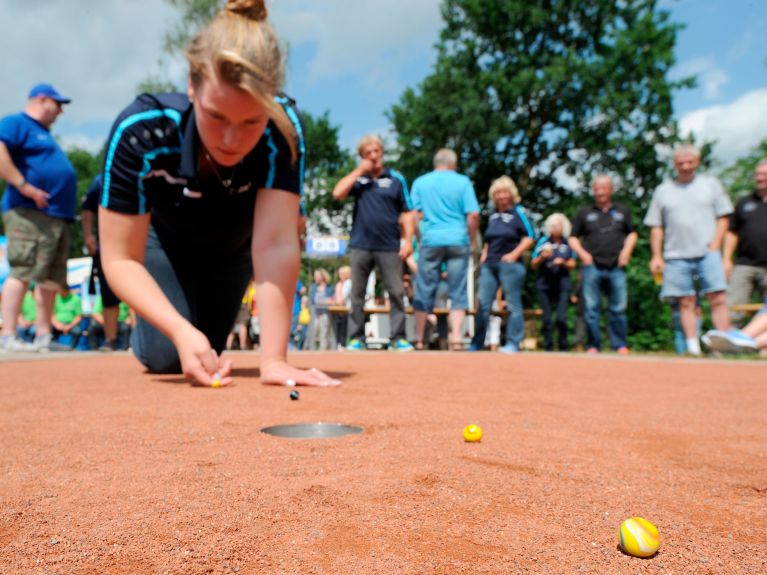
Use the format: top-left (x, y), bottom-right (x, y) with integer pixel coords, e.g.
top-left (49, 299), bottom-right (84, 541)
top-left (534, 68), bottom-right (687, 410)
top-left (17, 177), bottom-right (27, 189)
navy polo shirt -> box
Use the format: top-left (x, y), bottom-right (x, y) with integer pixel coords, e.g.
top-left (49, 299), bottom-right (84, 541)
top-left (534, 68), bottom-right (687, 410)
top-left (532, 236), bottom-right (575, 288)
top-left (0, 112), bottom-right (77, 220)
top-left (101, 92), bottom-right (304, 253)
top-left (349, 168), bottom-right (412, 252)
top-left (730, 192), bottom-right (767, 266)
top-left (484, 205), bottom-right (535, 264)
top-left (571, 203), bottom-right (634, 268)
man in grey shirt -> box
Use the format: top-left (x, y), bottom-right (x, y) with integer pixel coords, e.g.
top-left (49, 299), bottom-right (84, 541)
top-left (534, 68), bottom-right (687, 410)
top-left (644, 144), bottom-right (733, 355)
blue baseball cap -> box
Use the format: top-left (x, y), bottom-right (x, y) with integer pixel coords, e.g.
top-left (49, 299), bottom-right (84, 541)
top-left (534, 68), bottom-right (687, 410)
top-left (28, 83), bottom-right (71, 104)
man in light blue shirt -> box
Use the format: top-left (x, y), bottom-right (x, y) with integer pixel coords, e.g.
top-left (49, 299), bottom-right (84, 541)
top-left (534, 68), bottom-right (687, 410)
top-left (411, 148), bottom-right (480, 349)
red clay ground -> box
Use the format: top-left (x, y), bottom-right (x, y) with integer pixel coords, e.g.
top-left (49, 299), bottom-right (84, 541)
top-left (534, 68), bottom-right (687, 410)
top-left (0, 351), bottom-right (765, 574)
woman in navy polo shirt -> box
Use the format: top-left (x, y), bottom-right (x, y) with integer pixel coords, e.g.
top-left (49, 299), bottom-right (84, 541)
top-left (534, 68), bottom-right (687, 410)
top-left (469, 176), bottom-right (536, 353)
top-left (98, 0), bottom-right (339, 388)
top-left (531, 213), bottom-right (576, 351)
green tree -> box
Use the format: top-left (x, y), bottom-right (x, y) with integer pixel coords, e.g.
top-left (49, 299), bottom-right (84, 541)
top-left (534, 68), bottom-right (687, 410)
top-left (389, 0), bottom-right (691, 213)
top-left (389, 0), bottom-right (693, 351)
top-left (301, 111), bottom-right (355, 235)
top-left (720, 137), bottom-right (767, 199)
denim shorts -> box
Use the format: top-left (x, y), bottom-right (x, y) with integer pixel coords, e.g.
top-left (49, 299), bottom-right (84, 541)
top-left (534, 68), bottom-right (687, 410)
top-left (661, 251), bottom-right (728, 299)
top-left (412, 245), bottom-right (470, 311)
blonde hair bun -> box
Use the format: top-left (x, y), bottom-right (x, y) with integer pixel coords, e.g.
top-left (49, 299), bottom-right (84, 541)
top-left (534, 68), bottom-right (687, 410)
top-left (225, 0), bottom-right (267, 21)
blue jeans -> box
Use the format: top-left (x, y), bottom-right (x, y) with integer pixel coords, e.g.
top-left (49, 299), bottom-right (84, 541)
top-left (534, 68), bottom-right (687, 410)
top-left (661, 251), bottom-right (728, 299)
top-left (472, 261), bottom-right (526, 349)
top-left (581, 265), bottom-right (627, 350)
top-left (131, 227), bottom-right (253, 373)
top-left (413, 245), bottom-right (470, 311)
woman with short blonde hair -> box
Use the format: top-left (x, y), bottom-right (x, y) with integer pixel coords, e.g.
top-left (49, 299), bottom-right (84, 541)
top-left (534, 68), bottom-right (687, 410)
top-left (469, 176), bottom-right (536, 353)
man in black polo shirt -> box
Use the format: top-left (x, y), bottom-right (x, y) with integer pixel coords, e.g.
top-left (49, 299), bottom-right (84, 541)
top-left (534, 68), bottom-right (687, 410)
top-left (723, 159), bottom-right (767, 324)
top-left (332, 134), bottom-right (415, 351)
top-left (569, 175), bottom-right (638, 353)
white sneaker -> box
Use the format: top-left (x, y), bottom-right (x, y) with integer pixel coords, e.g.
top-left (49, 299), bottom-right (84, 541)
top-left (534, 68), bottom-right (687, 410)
top-left (703, 329), bottom-right (758, 354)
top-left (0, 335), bottom-right (38, 352)
top-left (32, 333), bottom-right (54, 353)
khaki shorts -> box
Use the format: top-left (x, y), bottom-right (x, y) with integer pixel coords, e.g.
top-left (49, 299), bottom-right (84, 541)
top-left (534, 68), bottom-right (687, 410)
top-left (2, 208), bottom-right (69, 289)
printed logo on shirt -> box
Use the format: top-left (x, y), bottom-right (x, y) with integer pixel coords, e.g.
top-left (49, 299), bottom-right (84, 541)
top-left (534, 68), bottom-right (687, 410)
top-left (357, 176), bottom-right (371, 185)
top-left (586, 212), bottom-right (599, 222)
top-left (611, 211), bottom-right (625, 221)
top-left (377, 178), bottom-right (392, 189)
top-left (742, 201), bottom-right (757, 213)
top-left (36, 134), bottom-right (49, 142)
top-left (490, 212), bottom-right (515, 223)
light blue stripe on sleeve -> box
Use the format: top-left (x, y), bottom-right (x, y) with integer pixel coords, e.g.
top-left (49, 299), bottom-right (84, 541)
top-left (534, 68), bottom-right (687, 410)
top-left (136, 147), bottom-right (182, 214)
top-left (276, 96), bottom-right (306, 195)
top-left (516, 205), bottom-right (536, 238)
top-left (532, 236), bottom-right (548, 258)
top-left (392, 170), bottom-right (413, 210)
top-left (102, 108), bottom-right (182, 208)
top-left (264, 127), bottom-right (278, 189)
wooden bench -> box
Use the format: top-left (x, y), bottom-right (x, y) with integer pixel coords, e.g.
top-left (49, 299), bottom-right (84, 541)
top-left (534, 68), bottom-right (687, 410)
top-left (729, 303), bottom-right (764, 316)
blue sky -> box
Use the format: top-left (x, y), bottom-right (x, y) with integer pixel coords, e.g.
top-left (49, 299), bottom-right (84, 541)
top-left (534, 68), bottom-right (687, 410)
top-left (1, 0), bottom-right (765, 167)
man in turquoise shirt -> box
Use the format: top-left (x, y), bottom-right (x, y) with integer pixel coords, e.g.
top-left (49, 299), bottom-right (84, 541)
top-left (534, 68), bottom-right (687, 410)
top-left (411, 148), bottom-right (480, 349)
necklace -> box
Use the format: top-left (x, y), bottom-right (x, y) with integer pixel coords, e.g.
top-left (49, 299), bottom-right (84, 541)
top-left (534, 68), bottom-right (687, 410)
top-left (203, 151), bottom-right (238, 189)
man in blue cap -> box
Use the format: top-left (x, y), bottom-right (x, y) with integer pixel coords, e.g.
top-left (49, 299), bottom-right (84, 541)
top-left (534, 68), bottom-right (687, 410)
top-left (0, 83), bottom-right (77, 352)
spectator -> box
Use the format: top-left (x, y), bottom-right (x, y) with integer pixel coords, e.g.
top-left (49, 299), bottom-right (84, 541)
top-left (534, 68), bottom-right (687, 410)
top-left (297, 295), bottom-right (311, 350)
top-left (0, 83), bottom-right (76, 352)
top-left (469, 176), bottom-right (535, 353)
top-left (332, 134), bottom-right (415, 352)
top-left (289, 278), bottom-right (305, 351)
top-left (16, 285), bottom-right (37, 342)
top-left (570, 175), bottom-right (637, 354)
top-left (307, 268), bottom-right (334, 350)
top-left (333, 265), bottom-right (352, 349)
top-left (411, 149), bottom-right (480, 350)
top-left (89, 297), bottom-right (133, 351)
top-left (97, 1), bottom-right (338, 387)
top-left (704, 297), bottom-right (767, 354)
top-left (723, 159), bottom-right (767, 325)
top-left (644, 144), bottom-right (733, 356)
top-left (531, 213), bottom-right (576, 352)
top-left (51, 286), bottom-right (83, 349)
top-left (226, 280), bottom-right (256, 351)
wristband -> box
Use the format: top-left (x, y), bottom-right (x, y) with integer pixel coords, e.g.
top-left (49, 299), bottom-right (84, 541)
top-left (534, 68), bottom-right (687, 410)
top-left (17, 177), bottom-right (27, 189)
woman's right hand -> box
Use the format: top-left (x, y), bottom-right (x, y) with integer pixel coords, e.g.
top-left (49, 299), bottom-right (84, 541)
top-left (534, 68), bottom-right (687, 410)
top-left (173, 325), bottom-right (233, 387)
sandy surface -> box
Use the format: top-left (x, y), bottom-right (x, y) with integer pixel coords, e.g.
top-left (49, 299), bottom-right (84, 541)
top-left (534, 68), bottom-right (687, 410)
top-left (0, 351), bottom-right (765, 574)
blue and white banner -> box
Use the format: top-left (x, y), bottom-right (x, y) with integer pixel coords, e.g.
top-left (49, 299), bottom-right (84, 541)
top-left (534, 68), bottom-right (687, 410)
top-left (0, 236), bottom-right (9, 290)
top-left (305, 236), bottom-right (348, 258)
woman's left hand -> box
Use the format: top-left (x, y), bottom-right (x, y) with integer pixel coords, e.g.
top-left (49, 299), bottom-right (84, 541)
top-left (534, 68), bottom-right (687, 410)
top-left (260, 361), bottom-right (341, 387)
top-left (501, 253), bottom-right (518, 263)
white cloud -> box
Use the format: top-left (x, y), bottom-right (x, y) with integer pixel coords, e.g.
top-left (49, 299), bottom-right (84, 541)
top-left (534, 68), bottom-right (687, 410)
top-left (270, 0), bottom-right (442, 85)
top-left (0, 0), bottom-right (178, 127)
top-left (59, 134), bottom-right (105, 154)
top-left (673, 57), bottom-right (730, 100)
top-left (679, 88), bottom-right (767, 164)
